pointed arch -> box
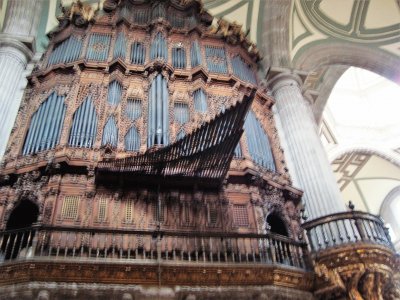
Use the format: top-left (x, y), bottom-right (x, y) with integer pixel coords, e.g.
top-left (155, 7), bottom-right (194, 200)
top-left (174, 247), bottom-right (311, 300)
top-left (172, 47), bottom-right (186, 69)
top-left (150, 32), bottom-right (167, 61)
top-left (69, 96), bottom-right (98, 148)
top-left (22, 92), bottom-right (66, 155)
top-left (147, 74), bottom-right (169, 147)
top-left (131, 42), bottom-right (146, 65)
top-left (102, 116), bottom-right (118, 147)
top-left (113, 32), bottom-right (126, 60)
top-left (193, 88), bottom-right (207, 112)
top-left (125, 126), bottom-right (140, 151)
top-left (107, 80), bottom-right (123, 105)
top-left (244, 110), bottom-right (276, 171)
top-left (190, 40), bottom-right (202, 67)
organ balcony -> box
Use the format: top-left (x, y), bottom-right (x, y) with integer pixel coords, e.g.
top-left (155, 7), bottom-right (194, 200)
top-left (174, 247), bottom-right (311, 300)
top-left (302, 210), bottom-right (399, 299)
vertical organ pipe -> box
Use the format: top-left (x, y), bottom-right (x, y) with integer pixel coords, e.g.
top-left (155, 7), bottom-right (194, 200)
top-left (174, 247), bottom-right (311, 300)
top-left (69, 96), bottom-right (97, 148)
top-left (22, 93), bottom-right (66, 155)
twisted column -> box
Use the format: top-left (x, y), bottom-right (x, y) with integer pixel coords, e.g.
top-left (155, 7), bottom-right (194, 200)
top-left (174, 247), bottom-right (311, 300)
top-left (0, 0), bottom-right (43, 159)
top-left (269, 70), bottom-right (345, 219)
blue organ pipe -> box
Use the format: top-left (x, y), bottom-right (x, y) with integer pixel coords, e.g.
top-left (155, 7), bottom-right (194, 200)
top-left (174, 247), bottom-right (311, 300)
top-left (151, 33), bottom-right (167, 60)
top-left (126, 99), bottom-right (142, 120)
top-left (69, 98), bottom-right (82, 146)
top-left (113, 32), bottom-right (126, 59)
top-left (102, 116), bottom-right (118, 147)
top-left (29, 99), bottom-right (45, 152)
top-left (162, 76), bottom-right (168, 145)
top-left (86, 99), bottom-right (96, 147)
top-left (194, 89), bottom-right (207, 112)
top-left (156, 74), bottom-right (162, 144)
top-left (76, 98), bottom-right (87, 145)
top-left (86, 34), bottom-right (111, 61)
top-left (69, 97), bottom-right (97, 148)
top-left (108, 81), bottom-right (122, 105)
top-left (46, 96), bottom-right (58, 148)
top-left (177, 129), bottom-right (185, 140)
top-left (86, 99), bottom-right (94, 147)
top-left (148, 74), bottom-right (169, 147)
top-left (40, 92), bottom-right (57, 149)
top-left (191, 41), bottom-right (201, 67)
top-left (44, 93), bottom-right (59, 148)
top-left (50, 97), bottom-right (64, 148)
top-left (22, 93), bottom-right (66, 155)
top-left (234, 143), bottom-right (242, 157)
top-left (125, 127), bottom-right (140, 151)
top-left (244, 110), bottom-right (276, 171)
top-left (148, 78), bottom-right (156, 146)
top-left (33, 97), bottom-right (50, 152)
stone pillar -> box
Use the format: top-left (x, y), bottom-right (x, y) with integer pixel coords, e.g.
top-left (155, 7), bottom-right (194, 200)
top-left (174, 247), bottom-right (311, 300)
top-left (268, 70), bottom-right (345, 219)
top-left (0, 0), bottom-right (43, 159)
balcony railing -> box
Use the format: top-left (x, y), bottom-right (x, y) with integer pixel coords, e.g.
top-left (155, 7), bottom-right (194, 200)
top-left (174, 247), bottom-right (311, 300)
top-left (0, 225), bottom-right (309, 270)
top-left (302, 211), bottom-right (394, 252)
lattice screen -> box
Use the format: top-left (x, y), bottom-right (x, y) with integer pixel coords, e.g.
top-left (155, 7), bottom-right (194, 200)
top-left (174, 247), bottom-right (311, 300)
top-left (61, 196), bottom-right (80, 219)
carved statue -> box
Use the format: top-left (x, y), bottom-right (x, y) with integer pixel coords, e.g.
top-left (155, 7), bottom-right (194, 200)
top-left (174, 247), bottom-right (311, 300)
top-left (58, 0), bottom-right (99, 27)
top-left (208, 18), bottom-right (261, 61)
top-left (314, 263), bottom-right (346, 292)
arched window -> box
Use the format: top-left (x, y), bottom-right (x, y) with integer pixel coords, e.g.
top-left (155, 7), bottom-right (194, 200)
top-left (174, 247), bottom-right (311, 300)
top-left (69, 96), bottom-right (98, 148)
top-left (102, 116), bottom-right (118, 147)
top-left (193, 88), bottom-right (207, 112)
top-left (232, 55), bottom-right (257, 85)
top-left (267, 213), bottom-right (288, 237)
top-left (244, 110), bottom-right (276, 171)
top-left (22, 92), bottom-right (66, 155)
top-left (126, 98), bottom-right (142, 120)
top-left (150, 32), bottom-right (167, 61)
top-left (86, 33), bottom-right (112, 62)
top-left (113, 32), bottom-right (126, 60)
top-left (190, 40), bottom-right (202, 67)
top-left (107, 80), bottom-right (122, 105)
top-left (1, 200), bottom-right (39, 260)
top-left (172, 47), bottom-right (186, 69)
top-left (125, 127), bottom-right (140, 151)
top-left (148, 74), bottom-right (169, 147)
top-left (47, 36), bottom-right (82, 66)
top-left (174, 103), bottom-right (189, 125)
top-left (131, 42), bottom-right (146, 65)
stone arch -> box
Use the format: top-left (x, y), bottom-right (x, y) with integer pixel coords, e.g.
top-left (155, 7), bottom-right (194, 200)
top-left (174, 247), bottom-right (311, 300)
top-left (266, 211), bottom-right (289, 237)
top-left (5, 199), bottom-right (39, 230)
top-left (328, 146), bottom-right (400, 168)
top-left (294, 42), bottom-right (400, 84)
top-left (294, 42), bottom-right (400, 121)
top-left (380, 186), bottom-right (400, 217)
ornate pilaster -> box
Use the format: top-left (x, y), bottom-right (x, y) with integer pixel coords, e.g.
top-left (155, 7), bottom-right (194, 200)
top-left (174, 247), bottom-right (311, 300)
top-left (268, 69), bottom-right (345, 219)
top-left (0, 0), bottom-right (44, 159)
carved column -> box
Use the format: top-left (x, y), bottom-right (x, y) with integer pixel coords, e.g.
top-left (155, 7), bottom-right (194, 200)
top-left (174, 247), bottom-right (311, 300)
top-left (268, 70), bottom-right (345, 219)
top-left (0, 0), bottom-right (43, 159)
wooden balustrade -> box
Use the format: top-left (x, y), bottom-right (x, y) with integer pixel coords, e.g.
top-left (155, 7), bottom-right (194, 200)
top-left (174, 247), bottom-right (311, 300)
top-left (302, 211), bottom-right (394, 252)
top-left (0, 225), bottom-right (309, 270)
